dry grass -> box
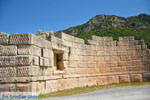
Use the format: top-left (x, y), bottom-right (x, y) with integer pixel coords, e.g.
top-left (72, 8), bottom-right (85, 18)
top-left (39, 82), bottom-right (150, 99)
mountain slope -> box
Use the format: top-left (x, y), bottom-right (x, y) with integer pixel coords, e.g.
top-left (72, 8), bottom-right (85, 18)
top-left (57, 13), bottom-right (150, 47)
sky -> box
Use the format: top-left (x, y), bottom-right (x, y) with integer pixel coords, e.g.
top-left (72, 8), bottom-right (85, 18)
top-left (0, 0), bottom-right (150, 34)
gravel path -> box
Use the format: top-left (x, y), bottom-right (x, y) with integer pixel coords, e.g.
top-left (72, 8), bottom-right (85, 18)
top-left (40, 85), bottom-right (150, 100)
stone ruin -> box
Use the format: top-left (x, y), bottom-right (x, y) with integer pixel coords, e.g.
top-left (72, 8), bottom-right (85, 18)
top-left (0, 31), bottom-right (150, 95)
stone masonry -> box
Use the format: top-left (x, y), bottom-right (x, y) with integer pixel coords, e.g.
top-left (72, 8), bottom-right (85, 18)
top-left (0, 31), bottom-right (150, 95)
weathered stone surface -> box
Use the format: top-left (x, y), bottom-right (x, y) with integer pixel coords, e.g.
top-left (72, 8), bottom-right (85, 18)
top-left (0, 32), bottom-right (150, 94)
top-left (0, 45), bottom-right (17, 56)
top-left (0, 56), bottom-right (16, 66)
top-left (119, 75), bottom-right (130, 83)
top-left (32, 56), bottom-right (39, 66)
top-left (18, 45), bottom-right (31, 55)
top-left (0, 67), bottom-right (16, 78)
top-left (16, 56), bottom-right (31, 66)
top-left (0, 34), bottom-right (9, 44)
top-left (32, 45), bottom-right (41, 56)
top-left (16, 66), bottom-right (29, 77)
top-left (143, 73), bottom-right (150, 81)
top-left (130, 74), bottom-right (142, 82)
top-left (9, 33), bottom-right (32, 44)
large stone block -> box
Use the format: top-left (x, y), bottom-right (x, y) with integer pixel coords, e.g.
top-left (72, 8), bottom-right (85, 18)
top-left (18, 45), bottom-right (31, 55)
top-left (0, 45), bottom-right (17, 56)
top-left (74, 37), bottom-right (84, 44)
top-left (9, 33), bottom-right (33, 44)
top-left (130, 74), bottom-right (142, 82)
top-left (119, 75), bottom-right (130, 83)
top-left (143, 73), bottom-right (150, 81)
top-left (96, 76), bottom-right (108, 85)
top-left (32, 45), bottom-right (41, 56)
top-left (43, 48), bottom-right (53, 58)
top-left (43, 58), bottom-right (50, 66)
top-left (56, 32), bottom-right (74, 42)
top-left (0, 56), bottom-right (16, 66)
top-left (16, 66), bottom-right (30, 77)
top-left (107, 76), bottom-right (119, 84)
top-left (0, 67), bottom-right (16, 78)
top-left (16, 56), bottom-right (31, 66)
top-left (32, 56), bottom-right (39, 66)
top-left (0, 34), bottom-right (9, 44)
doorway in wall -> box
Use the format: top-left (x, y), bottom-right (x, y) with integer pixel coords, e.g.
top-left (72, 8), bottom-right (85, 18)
top-left (53, 50), bottom-right (64, 70)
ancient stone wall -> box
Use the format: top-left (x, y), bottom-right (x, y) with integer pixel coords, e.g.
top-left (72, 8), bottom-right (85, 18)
top-left (0, 31), bottom-right (150, 94)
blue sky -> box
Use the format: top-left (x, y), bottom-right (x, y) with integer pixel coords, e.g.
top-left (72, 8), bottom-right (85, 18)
top-left (0, 0), bottom-right (150, 34)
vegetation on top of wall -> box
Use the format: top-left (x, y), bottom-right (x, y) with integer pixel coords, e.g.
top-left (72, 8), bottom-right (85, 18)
top-left (57, 13), bottom-right (150, 48)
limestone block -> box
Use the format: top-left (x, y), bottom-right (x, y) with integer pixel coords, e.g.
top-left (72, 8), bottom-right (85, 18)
top-left (117, 41), bottom-right (129, 46)
top-left (86, 62), bottom-right (97, 68)
top-left (130, 74), bottom-right (142, 82)
top-left (97, 62), bottom-right (108, 67)
top-left (16, 66), bottom-right (30, 77)
top-left (43, 58), bottom-right (50, 66)
top-left (103, 37), bottom-right (108, 41)
top-left (94, 56), bottom-right (105, 62)
top-left (0, 34), bottom-right (9, 44)
top-left (129, 36), bottom-right (134, 41)
top-left (99, 41), bottom-right (104, 46)
top-left (112, 41), bottom-right (117, 46)
top-left (0, 56), bottom-right (16, 66)
top-left (33, 56), bottom-right (39, 66)
top-left (29, 66), bottom-right (39, 76)
top-left (77, 44), bottom-right (86, 49)
top-left (127, 50), bottom-right (137, 55)
top-left (74, 37), bottom-right (84, 44)
top-left (96, 76), bottom-right (108, 85)
top-left (76, 49), bottom-right (84, 55)
top-left (90, 36), bottom-right (102, 41)
top-left (32, 45), bottom-right (41, 56)
top-left (111, 67), bottom-right (121, 72)
top-left (16, 56), bottom-right (31, 66)
top-left (46, 80), bottom-right (59, 92)
top-left (117, 46), bottom-right (127, 51)
top-left (104, 56), bottom-right (110, 61)
top-left (39, 57), bottom-right (44, 65)
top-left (44, 68), bottom-right (54, 76)
top-left (85, 50), bottom-right (96, 56)
top-left (107, 76), bottom-right (119, 84)
top-left (9, 33), bottom-right (32, 44)
top-left (109, 61), bottom-right (118, 67)
top-left (110, 51), bottom-right (118, 56)
top-left (37, 81), bottom-right (46, 93)
top-left (16, 84), bottom-right (29, 92)
top-left (118, 61), bottom-right (127, 67)
top-left (0, 45), bottom-right (17, 56)
top-left (0, 67), bottom-right (16, 78)
top-left (85, 40), bottom-right (99, 45)
top-left (43, 48), bottom-right (51, 58)
top-left (97, 51), bottom-right (105, 56)
top-left (131, 61), bottom-right (141, 66)
top-left (129, 40), bottom-right (138, 46)
top-left (119, 75), bottom-right (130, 83)
top-left (56, 32), bottom-right (74, 42)
top-left (62, 40), bottom-right (73, 47)
top-left (18, 45), bottom-right (31, 55)
top-left (51, 35), bottom-right (63, 43)
top-left (118, 37), bottom-right (129, 41)
top-left (118, 51), bottom-right (127, 56)
top-left (143, 73), bottom-right (150, 81)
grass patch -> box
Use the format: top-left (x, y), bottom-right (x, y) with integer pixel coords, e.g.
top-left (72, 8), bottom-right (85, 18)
top-left (38, 82), bottom-right (150, 99)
